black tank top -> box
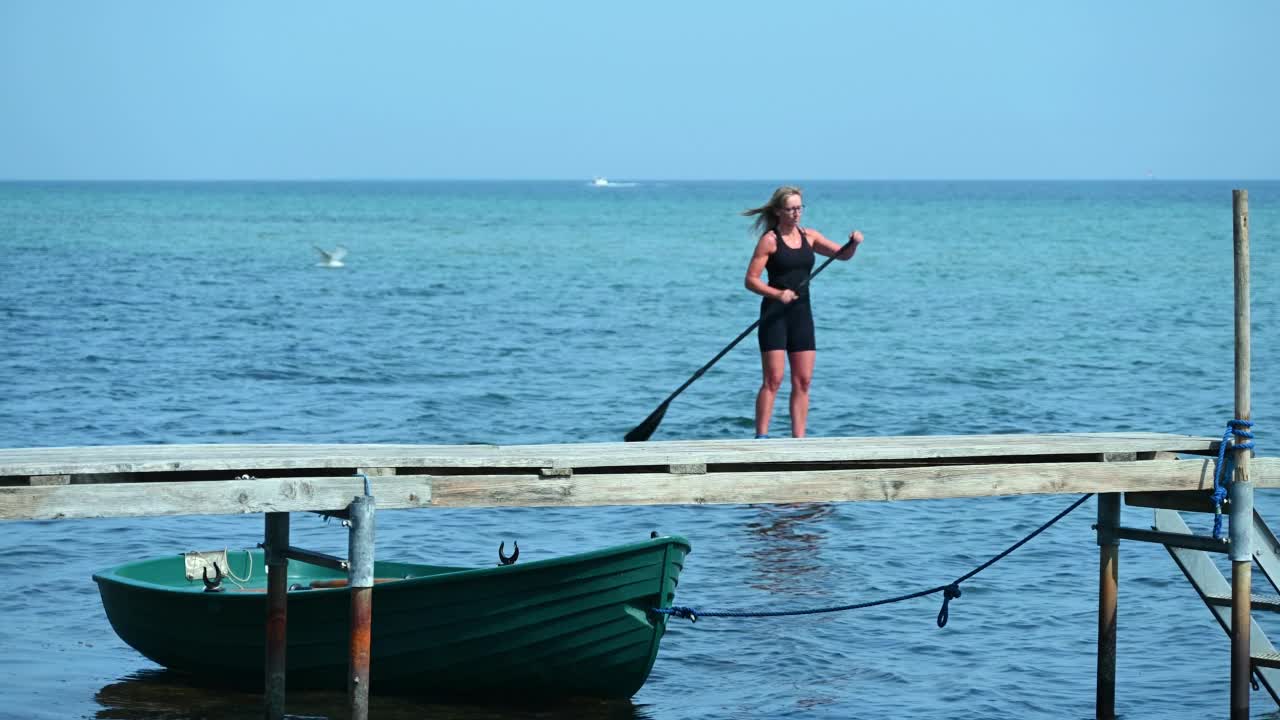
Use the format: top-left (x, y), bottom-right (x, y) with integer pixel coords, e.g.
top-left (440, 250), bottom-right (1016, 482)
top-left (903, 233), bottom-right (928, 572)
top-left (765, 228), bottom-right (815, 296)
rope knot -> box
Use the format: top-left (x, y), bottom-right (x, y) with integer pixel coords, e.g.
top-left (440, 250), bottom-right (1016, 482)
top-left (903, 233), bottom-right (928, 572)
top-left (1211, 419), bottom-right (1258, 540)
top-left (667, 606), bottom-right (699, 623)
top-left (937, 583), bottom-right (962, 628)
top-left (1229, 419), bottom-right (1255, 449)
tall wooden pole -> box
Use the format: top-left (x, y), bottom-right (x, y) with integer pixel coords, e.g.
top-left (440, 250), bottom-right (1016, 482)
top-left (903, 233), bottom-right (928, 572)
top-left (1230, 189), bottom-right (1253, 720)
top-left (264, 512), bottom-right (290, 720)
top-left (1096, 493), bottom-right (1120, 719)
top-left (348, 494), bottom-right (376, 720)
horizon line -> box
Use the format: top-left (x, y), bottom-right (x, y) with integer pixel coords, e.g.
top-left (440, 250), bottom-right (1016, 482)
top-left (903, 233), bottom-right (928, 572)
top-left (1, 177), bottom-right (1277, 183)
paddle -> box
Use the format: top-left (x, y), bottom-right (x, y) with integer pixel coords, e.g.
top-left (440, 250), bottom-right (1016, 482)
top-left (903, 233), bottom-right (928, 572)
top-left (624, 235), bottom-right (860, 442)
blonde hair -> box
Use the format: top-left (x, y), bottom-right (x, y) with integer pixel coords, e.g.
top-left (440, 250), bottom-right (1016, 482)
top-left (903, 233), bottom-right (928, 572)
top-left (741, 185), bottom-right (802, 235)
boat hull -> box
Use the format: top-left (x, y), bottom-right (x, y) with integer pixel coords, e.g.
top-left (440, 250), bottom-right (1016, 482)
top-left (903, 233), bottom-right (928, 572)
top-left (94, 535), bottom-right (690, 698)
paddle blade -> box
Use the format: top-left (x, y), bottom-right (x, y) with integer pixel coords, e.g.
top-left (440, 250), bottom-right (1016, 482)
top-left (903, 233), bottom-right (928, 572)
top-left (625, 401), bottom-right (670, 442)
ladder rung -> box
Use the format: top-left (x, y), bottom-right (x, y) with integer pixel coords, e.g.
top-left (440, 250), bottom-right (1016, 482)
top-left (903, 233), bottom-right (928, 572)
top-left (1115, 526), bottom-right (1229, 552)
top-left (1254, 651), bottom-right (1280, 669)
top-left (1206, 593), bottom-right (1280, 612)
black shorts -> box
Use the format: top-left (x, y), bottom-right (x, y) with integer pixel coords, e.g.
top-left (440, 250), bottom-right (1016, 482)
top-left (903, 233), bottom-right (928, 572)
top-left (758, 298), bottom-right (816, 353)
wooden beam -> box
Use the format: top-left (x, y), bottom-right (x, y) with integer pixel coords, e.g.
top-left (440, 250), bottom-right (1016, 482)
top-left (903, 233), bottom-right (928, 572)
top-left (4, 457), bottom-right (1273, 521)
top-left (0, 433), bottom-right (1219, 478)
top-left (1126, 491), bottom-right (1222, 513)
top-left (0, 475), bottom-right (432, 521)
top-left (427, 458), bottom-right (1280, 508)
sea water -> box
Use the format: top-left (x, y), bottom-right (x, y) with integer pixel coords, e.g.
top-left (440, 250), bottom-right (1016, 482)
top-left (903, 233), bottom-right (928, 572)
top-left (0, 180), bottom-right (1276, 719)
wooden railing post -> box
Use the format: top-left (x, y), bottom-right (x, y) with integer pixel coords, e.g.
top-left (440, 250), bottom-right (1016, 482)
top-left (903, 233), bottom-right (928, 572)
top-left (264, 512), bottom-right (290, 720)
top-left (1096, 492), bottom-right (1120, 719)
top-left (348, 492), bottom-right (376, 720)
top-left (1230, 188), bottom-right (1253, 720)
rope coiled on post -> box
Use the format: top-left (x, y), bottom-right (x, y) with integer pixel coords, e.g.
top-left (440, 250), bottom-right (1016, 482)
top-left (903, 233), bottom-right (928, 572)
top-left (655, 493), bottom-right (1094, 628)
top-left (1211, 419), bottom-right (1256, 540)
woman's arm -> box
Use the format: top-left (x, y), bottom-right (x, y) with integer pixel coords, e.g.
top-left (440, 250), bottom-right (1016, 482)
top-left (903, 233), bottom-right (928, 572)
top-left (809, 228), bottom-right (864, 260)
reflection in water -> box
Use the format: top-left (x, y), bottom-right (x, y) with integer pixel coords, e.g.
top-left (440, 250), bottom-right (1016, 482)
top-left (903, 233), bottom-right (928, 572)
top-left (744, 503), bottom-right (837, 593)
top-left (96, 669), bottom-right (652, 720)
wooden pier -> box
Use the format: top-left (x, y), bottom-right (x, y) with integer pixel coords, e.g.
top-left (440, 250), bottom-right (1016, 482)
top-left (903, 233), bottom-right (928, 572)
top-left (2, 433), bottom-right (1275, 519)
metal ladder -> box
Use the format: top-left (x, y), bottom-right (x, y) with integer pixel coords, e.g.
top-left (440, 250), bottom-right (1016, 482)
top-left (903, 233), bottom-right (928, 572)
top-left (1126, 491), bottom-right (1280, 705)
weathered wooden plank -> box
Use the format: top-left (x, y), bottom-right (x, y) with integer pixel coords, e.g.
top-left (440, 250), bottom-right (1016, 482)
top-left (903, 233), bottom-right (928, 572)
top-left (0, 433), bottom-right (1219, 477)
top-left (669, 463), bottom-right (707, 475)
top-left (2, 459), bottom-right (1274, 520)
top-left (0, 476), bottom-right (433, 521)
top-left (426, 457), bottom-right (1280, 508)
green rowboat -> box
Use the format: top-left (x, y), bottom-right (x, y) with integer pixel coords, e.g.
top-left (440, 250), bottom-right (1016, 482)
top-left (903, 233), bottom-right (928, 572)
top-left (93, 535), bottom-right (691, 699)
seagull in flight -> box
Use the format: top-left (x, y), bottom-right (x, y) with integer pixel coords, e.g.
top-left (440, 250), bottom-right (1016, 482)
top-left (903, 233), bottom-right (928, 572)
top-left (314, 245), bottom-right (348, 268)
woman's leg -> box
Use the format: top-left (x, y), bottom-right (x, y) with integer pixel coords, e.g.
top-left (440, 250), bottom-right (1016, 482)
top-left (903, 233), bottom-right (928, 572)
top-left (788, 350), bottom-right (815, 438)
top-left (756, 350), bottom-right (787, 436)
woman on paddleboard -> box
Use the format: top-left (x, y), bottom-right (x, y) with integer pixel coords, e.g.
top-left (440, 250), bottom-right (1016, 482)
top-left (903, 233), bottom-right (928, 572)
top-left (743, 186), bottom-right (863, 439)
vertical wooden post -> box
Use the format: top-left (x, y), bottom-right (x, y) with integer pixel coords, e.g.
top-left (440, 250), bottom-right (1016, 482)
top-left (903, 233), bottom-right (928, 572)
top-left (1230, 189), bottom-right (1253, 720)
top-left (264, 512), bottom-right (290, 720)
top-left (348, 494), bottom-right (376, 720)
top-left (1096, 492), bottom-right (1120, 719)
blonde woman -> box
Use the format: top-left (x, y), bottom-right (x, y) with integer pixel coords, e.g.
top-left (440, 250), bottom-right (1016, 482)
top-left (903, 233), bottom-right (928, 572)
top-left (743, 186), bottom-right (863, 438)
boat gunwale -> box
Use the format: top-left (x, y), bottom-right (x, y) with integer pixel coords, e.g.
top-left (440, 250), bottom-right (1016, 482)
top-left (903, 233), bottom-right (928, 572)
top-left (92, 534), bottom-right (693, 596)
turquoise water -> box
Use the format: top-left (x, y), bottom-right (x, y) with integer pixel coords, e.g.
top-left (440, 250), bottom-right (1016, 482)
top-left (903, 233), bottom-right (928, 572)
top-left (0, 180), bottom-right (1277, 718)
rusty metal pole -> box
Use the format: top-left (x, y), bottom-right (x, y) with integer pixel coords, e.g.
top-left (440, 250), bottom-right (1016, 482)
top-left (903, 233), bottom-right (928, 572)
top-left (263, 512), bottom-right (290, 720)
top-left (1230, 189), bottom-right (1253, 720)
top-left (1096, 493), bottom-right (1120, 719)
top-left (347, 492), bottom-right (376, 720)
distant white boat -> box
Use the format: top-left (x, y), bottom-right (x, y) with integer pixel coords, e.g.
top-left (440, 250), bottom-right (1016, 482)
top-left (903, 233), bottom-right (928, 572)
top-left (589, 177), bottom-right (638, 188)
top-left (313, 245), bottom-right (347, 268)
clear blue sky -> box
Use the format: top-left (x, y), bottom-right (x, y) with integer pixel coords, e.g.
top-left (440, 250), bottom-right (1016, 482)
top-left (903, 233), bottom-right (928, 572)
top-left (2, 1), bottom-right (1276, 180)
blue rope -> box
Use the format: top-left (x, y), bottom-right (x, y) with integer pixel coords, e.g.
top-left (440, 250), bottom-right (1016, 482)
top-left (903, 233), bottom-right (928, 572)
top-left (1211, 419), bottom-right (1255, 540)
top-left (655, 493), bottom-right (1094, 627)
